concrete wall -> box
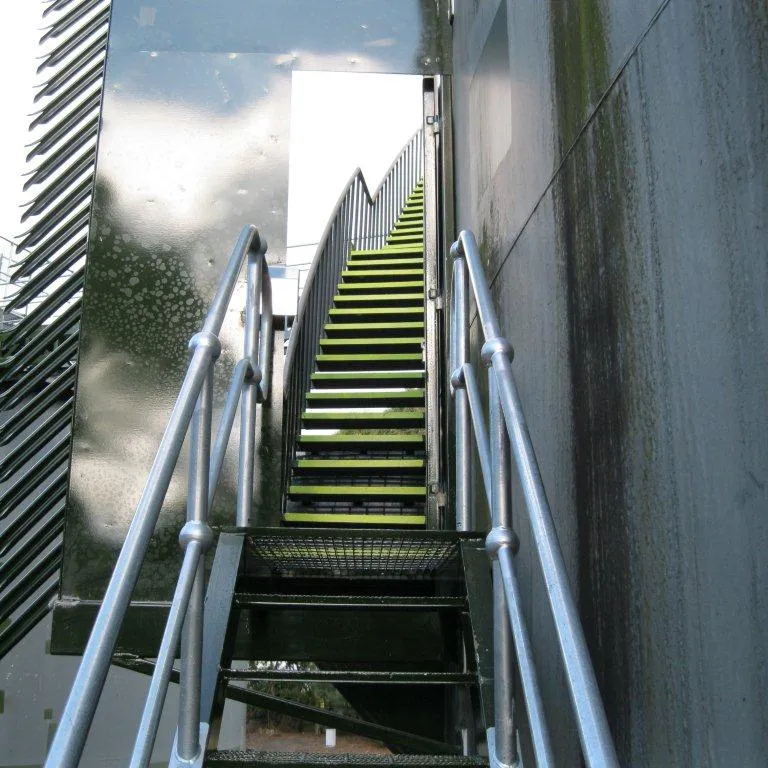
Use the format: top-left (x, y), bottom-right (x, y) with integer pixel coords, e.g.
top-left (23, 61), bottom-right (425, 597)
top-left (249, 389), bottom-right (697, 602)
top-left (451, 1), bottom-right (767, 765)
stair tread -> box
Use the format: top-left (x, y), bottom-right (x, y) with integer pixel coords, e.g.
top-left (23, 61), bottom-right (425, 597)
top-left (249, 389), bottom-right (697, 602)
top-left (306, 389), bottom-right (424, 402)
top-left (233, 593), bottom-right (465, 609)
top-left (299, 432), bottom-right (424, 443)
top-left (222, 669), bottom-right (475, 684)
top-left (337, 280), bottom-right (424, 291)
top-left (283, 512), bottom-right (426, 526)
top-left (311, 371), bottom-right (425, 382)
top-left (296, 458), bottom-right (425, 470)
top-left (289, 485), bottom-right (426, 497)
top-left (324, 321), bottom-right (425, 335)
top-left (205, 751), bottom-right (487, 766)
top-left (331, 297), bottom-right (424, 307)
top-left (320, 337), bottom-right (424, 347)
top-left (346, 257), bottom-right (424, 267)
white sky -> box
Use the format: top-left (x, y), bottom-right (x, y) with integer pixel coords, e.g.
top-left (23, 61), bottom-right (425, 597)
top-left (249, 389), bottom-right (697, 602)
top-left (287, 71), bottom-right (422, 265)
top-left (0, 3), bottom-right (46, 240)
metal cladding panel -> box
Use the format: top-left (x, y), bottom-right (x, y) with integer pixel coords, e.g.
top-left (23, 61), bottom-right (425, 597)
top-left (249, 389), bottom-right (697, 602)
top-left (108, 0), bottom-right (451, 74)
top-left (55, 0), bottom-right (451, 638)
top-left (452, 1), bottom-right (768, 766)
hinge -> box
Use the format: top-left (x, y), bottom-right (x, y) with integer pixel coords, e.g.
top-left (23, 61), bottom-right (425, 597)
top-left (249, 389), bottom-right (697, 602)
top-left (426, 114), bottom-right (441, 134)
top-left (428, 288), bottom-right (444, 309)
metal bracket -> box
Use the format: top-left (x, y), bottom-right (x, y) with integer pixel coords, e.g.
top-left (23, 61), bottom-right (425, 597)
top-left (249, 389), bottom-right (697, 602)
top-left (168, 722), bottom-right (210, 768)
top-left (487, 727), bottom-right (524, 768)
top-left (426, 114), bottom-right (441, 134)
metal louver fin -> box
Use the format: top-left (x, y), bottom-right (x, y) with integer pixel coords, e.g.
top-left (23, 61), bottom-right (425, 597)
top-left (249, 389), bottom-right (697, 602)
top-left (0, 0), bottom-right (111, 659)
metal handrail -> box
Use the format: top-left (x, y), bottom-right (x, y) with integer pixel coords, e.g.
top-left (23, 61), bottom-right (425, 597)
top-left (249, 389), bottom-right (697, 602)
top-left (281, 128), bottom-right (424, 503)
top-left (450, 230), bottom-right (619, 767)
top-left (45, 225), bottom-right (273, 768)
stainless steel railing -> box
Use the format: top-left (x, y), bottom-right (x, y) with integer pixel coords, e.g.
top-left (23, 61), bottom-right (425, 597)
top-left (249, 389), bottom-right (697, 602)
top-left (281, 128), bottom-right (424, 501)
top-left (44, 225), bottom-right (273, 768)
top-left (450, 230), bottom-right (619, 767)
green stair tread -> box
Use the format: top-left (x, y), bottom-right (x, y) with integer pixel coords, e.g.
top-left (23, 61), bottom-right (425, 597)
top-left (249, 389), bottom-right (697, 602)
top-left (306, 389), bottom-right (424, 402)
top-left (310, 371), bottom-right (426, 387)
top-left (348, 246), bottom-right (424, 257)
top-left (283, 513), bottom-right (426, 527)
top-left (320, 337), bottom-right (424, 347)
top-left (332, 296), bottom-right (424, 307)
top-left (296, 458), bottom-right (425, 470)
top-left (315, 353), bottom-right (424, 370)
top-left (342, 270), bottom-right (424, 281)
top-left (298, 432), bottom-right (424, 444)
top-left (346, 257), bottom-right (424, 268)
top-left (336, 280), bottom-right (424, 291)
top-left (289, 485), bottom-right (427, 498)
top-left (324, 321), bottom-right (424, 334)
top-left (302, 410), bottom-right (423, 421)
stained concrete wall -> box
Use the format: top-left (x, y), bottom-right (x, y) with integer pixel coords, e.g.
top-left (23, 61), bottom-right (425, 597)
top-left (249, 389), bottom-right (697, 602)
top-left (451, 1), bottom-right (767, 765)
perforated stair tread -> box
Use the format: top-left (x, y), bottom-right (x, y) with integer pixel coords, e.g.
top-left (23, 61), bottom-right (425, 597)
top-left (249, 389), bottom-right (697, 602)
top-left (324, 321), bottom-right (425, 336)
top-left (295, 458), bottom-right (425, 472)
top-left (205, 751), bottom-right (487, 766)
top-left (306, 389), bottom-right (425, 407)
top-left (283, 512), bottom-right (427, 526)
top-left (298, 432), bottom-right (424, 447)
top-left (289, 485), bottom-right (426, 499)
top-left (336, 280), bottom-right (424, 292)
top-left (301, 409), bottom-right (425, 428)
top-left (310, 371), bottom-right (426, 387)
top-left (315, 352), bottom-right (424, 370)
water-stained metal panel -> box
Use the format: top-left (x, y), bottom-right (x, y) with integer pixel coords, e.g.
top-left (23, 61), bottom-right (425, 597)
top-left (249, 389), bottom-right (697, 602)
top-left (452, 0), bottom-right (768, 765)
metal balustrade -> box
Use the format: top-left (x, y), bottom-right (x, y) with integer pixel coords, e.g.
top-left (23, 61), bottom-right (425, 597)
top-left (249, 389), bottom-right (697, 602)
top-left (44, 226), bottom-right (273, 768)
top-left (282, 128), bottom-right (424, 504)
top-left (449, 230), bottom-right (619, 768)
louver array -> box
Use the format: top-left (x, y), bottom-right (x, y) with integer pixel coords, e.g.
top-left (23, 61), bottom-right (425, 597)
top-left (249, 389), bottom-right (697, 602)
top-left (0, 0), bottom-right (111, 658)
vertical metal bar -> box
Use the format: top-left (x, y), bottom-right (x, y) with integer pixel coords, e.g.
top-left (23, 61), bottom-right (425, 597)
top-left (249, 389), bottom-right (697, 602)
top-left (44, 338), bottom-right (217, 768)
top-left (423, 81), bottom-right (441, 528)
top-left (452, 258), bottom-right (471, 530)
top-left (177, 365), bottom-right (214, 761)
top-left (130, 541), bottom-right (201, 768)
top-left (235, 251), bottom-right (262, 527)
top-left (455, 229), bottom-right (619, 767)
top-left (498, 545), bottom-right (555, 768)
top-left (489, 370), bottom-right (516, 766)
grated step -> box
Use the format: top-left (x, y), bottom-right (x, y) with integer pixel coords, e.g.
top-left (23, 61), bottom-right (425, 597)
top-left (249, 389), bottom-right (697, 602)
top-left (315, 353), bottom-right (423, 371)
top-left (301, 409), bottom-right (424, 429)
top-left (288, 485), bottom-right (426, 500)
top-left (294, 458), bottom-right (425, 473)
top-left (306, 389), bottom-right (424, 407)
top-left (319, 337), bottom-right (424, 353)
top-left (205, 752), bottom-right (487, 767)
top-left (310, 371), bottom-right (425, 388)
top-left (324, 321), bottom-right (425, 337)
top-left (283, 512), bottom-right (426, 526)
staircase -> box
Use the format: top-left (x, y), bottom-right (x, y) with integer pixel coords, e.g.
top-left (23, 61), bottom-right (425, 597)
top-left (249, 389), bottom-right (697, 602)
top-left (199, 527), bottom-right (492, 767)
top-left (285, 182), bottom-right (429, 528)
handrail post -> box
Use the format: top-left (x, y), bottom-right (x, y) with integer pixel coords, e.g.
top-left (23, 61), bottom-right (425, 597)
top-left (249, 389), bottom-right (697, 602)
top-left (488, 369), bottom-right (517, 766)
top-left (451, 255), bottom-right (472, 530)
top-left (236, 247), bottom-right (264, 527)
top-left (176, 363), bottom-right (215, 762)
top-left (453, 229), bottom-right (620, 767)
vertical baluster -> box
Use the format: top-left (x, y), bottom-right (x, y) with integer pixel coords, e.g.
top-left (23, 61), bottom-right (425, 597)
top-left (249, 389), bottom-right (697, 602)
top-left (236, 249), bottom-right (263, 527)
top-left (177, 365), bottom-right (214, 761)
top-left (488, 369), bottom-right (517, 766)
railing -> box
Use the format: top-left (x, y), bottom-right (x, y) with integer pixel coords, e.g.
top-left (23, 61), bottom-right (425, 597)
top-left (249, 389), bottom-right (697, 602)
top-left (282, 128), bottom-right (424, 500)
top-left (450, 230), bottom-right (619, 767)
top-left (45, 225), bottom-right (273, 768)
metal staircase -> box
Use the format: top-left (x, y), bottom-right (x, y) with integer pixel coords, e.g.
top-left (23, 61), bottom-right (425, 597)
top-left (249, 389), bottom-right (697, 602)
top-left (285, 182), bottom-right (428, 527)
top-left (35, 117), bottom-right (620, 766)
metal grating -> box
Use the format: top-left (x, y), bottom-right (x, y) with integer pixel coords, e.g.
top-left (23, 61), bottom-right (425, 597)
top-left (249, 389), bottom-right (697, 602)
top-left (243, 529), bottom-right (482, 577)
